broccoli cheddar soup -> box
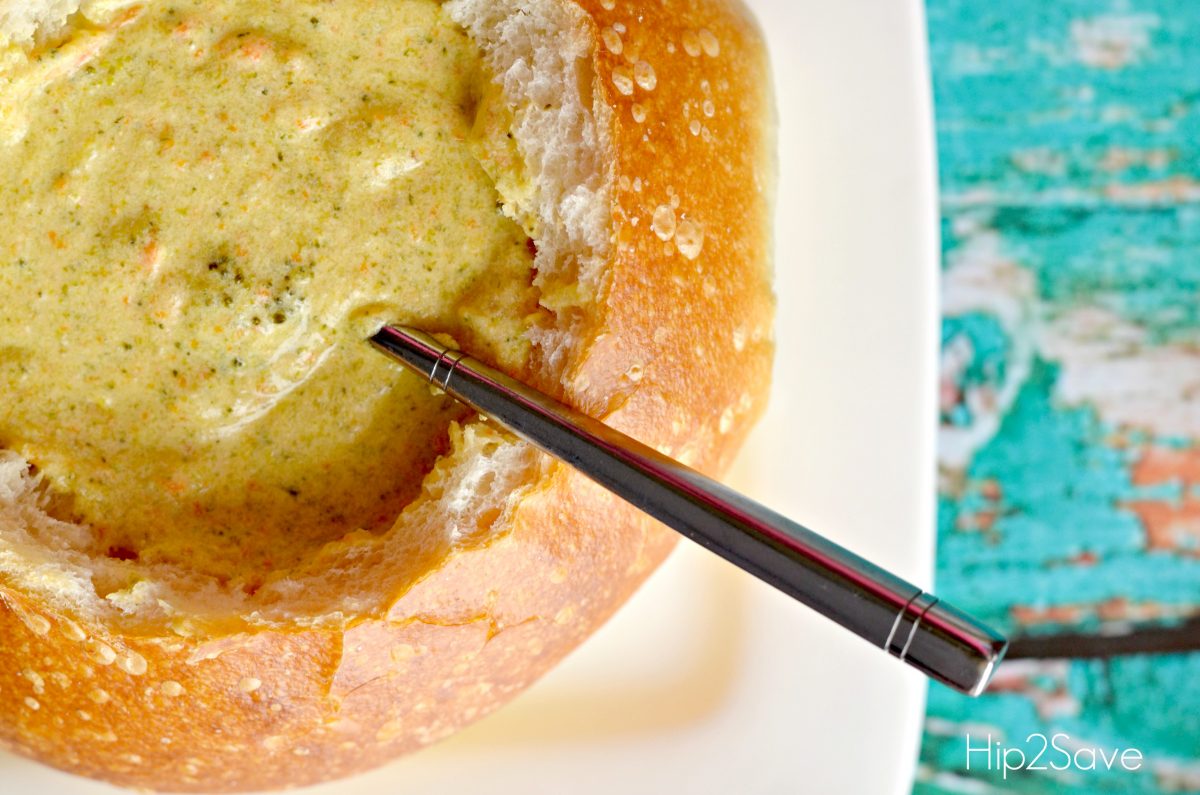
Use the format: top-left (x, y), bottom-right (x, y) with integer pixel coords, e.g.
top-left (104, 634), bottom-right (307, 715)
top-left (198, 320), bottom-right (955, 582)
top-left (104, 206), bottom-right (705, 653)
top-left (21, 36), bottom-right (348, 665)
top-left (0, 0), bottom-right (542, 580)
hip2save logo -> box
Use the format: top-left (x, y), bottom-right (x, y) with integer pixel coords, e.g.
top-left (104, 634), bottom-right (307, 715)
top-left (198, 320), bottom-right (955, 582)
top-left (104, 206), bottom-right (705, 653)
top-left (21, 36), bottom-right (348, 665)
top-left (966, 733), bottom-right (1144, 779)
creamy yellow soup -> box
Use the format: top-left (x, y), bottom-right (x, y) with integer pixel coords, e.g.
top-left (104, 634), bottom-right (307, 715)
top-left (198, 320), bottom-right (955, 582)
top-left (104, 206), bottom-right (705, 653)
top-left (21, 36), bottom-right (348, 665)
top-left (0, 1), bottom-right (539, 582)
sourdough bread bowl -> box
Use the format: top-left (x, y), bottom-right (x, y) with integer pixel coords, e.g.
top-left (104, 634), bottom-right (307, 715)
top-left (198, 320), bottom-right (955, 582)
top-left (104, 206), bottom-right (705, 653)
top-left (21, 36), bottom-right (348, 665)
top-left (0, 0), bottom-right (775, 790)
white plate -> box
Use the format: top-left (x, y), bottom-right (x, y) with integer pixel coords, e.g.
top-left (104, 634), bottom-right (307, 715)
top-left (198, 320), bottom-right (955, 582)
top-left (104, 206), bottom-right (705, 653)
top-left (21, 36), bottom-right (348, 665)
top-left (0, 0), bottom-right (938, 791)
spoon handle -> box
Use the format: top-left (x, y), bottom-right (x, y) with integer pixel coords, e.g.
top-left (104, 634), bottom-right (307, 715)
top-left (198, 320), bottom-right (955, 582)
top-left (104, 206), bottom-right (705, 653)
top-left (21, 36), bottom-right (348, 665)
top-left (370, 324), bottom-right (1007, 696)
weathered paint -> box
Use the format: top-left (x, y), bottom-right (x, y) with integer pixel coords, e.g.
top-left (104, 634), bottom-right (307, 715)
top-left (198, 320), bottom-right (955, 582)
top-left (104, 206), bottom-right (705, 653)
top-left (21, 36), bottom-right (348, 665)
top-left (917, 1), bottom-right (1200, 792)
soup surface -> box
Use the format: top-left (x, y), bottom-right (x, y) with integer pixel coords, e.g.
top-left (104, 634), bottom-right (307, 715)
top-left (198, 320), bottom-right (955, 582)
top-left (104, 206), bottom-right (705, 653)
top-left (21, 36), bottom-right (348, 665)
top-left (0, 0), bottom-right (537, 580)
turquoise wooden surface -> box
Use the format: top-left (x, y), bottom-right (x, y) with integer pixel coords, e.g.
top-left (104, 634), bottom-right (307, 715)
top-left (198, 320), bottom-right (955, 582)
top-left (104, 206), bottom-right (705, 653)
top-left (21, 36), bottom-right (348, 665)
top-left (918, 1), bottom-right (1200, 792)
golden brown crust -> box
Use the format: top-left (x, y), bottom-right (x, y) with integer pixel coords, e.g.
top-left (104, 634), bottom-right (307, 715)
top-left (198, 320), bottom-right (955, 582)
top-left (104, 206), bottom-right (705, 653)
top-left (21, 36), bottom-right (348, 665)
top-left (0, 0), bottom-right (774, 790)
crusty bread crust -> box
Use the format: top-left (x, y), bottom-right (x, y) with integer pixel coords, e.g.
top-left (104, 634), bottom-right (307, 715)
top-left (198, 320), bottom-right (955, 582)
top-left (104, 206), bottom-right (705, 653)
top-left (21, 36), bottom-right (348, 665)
top-left (0, 0), bottom-right (775, 790)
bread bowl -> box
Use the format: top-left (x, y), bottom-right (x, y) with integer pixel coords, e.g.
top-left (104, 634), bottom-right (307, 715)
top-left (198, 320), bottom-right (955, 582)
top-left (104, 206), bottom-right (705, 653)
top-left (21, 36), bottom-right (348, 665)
top-left (0, 0), bottom-right (775, 790)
